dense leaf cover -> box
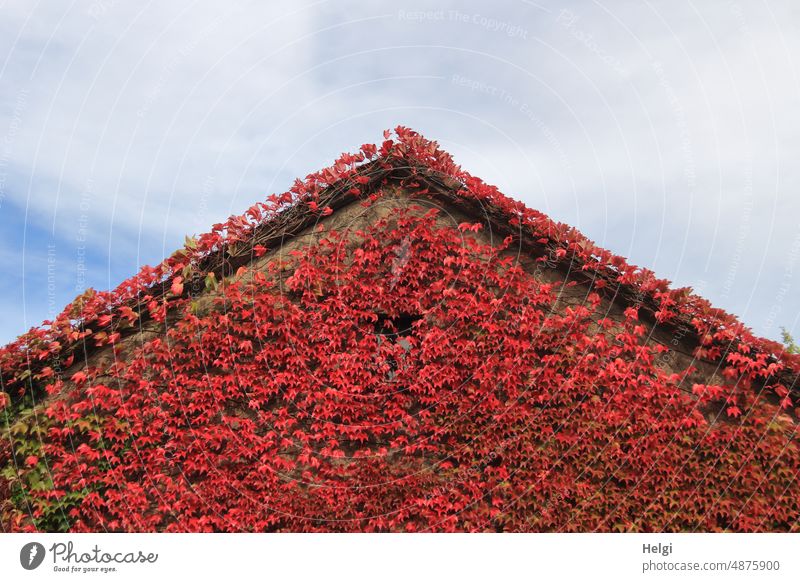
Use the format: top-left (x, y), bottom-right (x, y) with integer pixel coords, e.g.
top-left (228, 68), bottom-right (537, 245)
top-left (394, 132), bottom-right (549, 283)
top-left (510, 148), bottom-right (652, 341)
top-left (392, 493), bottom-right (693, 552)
top-left (1, 128), bottom-right (798, 531)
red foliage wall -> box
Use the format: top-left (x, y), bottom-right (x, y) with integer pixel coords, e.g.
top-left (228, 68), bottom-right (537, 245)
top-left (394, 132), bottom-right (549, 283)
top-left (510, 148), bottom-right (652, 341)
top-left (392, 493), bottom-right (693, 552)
top-left (1, 128), bottom-right (798, 531)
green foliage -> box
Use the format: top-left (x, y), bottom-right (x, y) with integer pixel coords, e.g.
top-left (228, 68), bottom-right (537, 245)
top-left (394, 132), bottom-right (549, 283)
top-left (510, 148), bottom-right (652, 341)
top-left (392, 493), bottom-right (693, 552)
top-left (1, 405), bottom-right (95, 532)
top-left (781, 328), bottom-right (799, 354)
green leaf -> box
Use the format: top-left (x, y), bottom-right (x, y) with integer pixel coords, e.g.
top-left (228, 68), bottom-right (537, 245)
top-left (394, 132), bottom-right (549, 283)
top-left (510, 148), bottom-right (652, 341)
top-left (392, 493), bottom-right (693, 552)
top-left (204, 272), bottom-right (218, 291)
top-left (781, 328), bottom-right (799, 354)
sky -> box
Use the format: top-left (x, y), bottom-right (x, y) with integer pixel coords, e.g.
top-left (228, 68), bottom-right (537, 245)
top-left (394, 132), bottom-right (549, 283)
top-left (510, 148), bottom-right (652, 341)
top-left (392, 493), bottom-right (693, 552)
top-left (1, 0), bottom-right (799, 346)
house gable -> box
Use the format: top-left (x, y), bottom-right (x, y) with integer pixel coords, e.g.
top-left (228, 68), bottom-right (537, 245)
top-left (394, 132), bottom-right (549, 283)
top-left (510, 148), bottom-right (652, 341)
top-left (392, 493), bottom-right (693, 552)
top-left (1, 128), bottom-right (798, 532)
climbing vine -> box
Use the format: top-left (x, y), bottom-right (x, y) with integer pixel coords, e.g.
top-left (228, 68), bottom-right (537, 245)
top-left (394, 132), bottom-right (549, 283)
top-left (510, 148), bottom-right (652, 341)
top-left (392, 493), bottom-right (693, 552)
top-left (1, 128), bottom-right (798, 532)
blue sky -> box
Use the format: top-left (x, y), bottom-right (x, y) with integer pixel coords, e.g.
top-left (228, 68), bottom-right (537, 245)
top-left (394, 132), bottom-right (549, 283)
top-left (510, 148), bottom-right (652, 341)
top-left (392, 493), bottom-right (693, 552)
top-left (1, 0), bottom-right (799, 345)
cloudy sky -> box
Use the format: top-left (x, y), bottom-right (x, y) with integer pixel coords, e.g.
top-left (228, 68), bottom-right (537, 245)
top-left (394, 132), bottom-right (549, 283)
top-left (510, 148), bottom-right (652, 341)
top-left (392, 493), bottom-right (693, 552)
top-left (1, 0), bottom-right (799, 345)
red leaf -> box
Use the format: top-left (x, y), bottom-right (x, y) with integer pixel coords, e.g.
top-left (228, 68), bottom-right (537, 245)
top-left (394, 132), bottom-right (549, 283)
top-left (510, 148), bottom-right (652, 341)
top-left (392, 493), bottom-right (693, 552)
top-left (171, 277), bottom-right (184, 296)
top-left (624, 307), bottom-right (639, 321)
top-left (726, 405), bottom-right (742, 418)
top-left (360, 143), bottom-right (377, 158)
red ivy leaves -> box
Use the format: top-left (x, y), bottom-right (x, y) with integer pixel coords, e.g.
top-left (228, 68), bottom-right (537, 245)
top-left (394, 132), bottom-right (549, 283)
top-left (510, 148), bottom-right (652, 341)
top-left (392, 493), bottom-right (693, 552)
top-left (1, 208), bottom-right (796, 533)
